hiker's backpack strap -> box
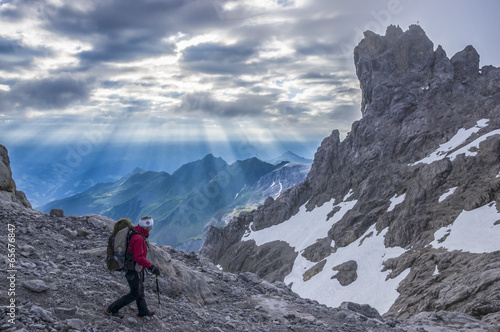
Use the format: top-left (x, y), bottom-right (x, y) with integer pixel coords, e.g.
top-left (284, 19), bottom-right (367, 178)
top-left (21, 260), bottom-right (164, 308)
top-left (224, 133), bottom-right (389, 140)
top-left (125, 229), bottom-right (147, 270)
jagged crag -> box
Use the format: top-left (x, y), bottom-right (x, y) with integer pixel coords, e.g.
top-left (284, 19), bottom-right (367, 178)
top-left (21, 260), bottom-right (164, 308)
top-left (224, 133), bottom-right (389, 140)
top-left (201, 25), bottom-right (500, 327)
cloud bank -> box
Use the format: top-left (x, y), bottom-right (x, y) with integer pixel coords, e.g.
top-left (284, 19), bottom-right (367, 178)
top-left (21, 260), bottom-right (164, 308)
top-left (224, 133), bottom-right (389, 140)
top-left (0, 0), bottom-right (498, 146)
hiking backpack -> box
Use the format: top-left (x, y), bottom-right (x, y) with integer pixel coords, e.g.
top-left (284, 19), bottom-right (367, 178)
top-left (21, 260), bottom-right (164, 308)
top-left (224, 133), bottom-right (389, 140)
top-left (106, 218), bottom-right (136, 271)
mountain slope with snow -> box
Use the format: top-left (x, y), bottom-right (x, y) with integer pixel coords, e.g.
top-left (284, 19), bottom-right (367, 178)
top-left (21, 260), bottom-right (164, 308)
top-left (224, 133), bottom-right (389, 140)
top-left (201, 25), bottom-right (500, 324)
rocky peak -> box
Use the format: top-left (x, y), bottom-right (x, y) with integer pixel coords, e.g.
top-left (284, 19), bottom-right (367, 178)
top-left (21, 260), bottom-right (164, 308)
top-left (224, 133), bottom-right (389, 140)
top-left (450, 45), bottom-right (480, 83)
top-left (201, 25), bottom-right (500, 326)
top-left (0, 144), bottom-right (31, 209)
top-left (0, 145), bottom-right (16, 192)
top-left (354, 25), bottom-right (435, 115)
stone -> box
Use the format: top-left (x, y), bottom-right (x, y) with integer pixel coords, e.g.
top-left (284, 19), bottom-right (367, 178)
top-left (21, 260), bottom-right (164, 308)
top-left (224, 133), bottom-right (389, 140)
top-left (87, 215), bottom-right (105, 228)
top-left (50, 209), bottom-right (64, 217)
top-left (54, 307), bottom-right (77, 317)
top-left (23, 279), bottom-right (50, 293)
top-left (76, 227), bottom-right (90, 237)
top-left (65, 318), bottom-right (86, 330)
top-left (340, 302), bottom-right (383, 321)
top-left (239, 272), bottom-right (262, 284)
top-left (61, 228), bottom-right (77, 240)
top-left (303, 260), bottom-right (327, 282)
top-left (331, 260), bottom-right (358, 286)
top-left (301, 238), bottom-right (335, 262)
top-left (30, 305), bottom-right (54, 322)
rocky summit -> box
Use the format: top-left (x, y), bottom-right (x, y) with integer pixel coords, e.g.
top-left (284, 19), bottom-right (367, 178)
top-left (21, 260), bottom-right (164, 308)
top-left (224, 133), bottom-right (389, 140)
top-left (201, 24), bottom-right (500, 329)
top-left (2, 146), bottom-right (494, 331)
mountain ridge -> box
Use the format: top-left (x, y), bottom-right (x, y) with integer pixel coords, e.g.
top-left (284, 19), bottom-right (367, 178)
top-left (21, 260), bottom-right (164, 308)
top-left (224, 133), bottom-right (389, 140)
top-left (39, 153), bottom-right (311, 250)
top-left (200, 25), bottom-right (500, 323)
top-left (266, 151), bottom-right (313, 164)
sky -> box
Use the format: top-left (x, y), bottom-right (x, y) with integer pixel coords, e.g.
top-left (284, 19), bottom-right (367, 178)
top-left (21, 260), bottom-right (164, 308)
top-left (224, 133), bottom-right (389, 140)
top-left (1, 0), bottom-right (500, 159)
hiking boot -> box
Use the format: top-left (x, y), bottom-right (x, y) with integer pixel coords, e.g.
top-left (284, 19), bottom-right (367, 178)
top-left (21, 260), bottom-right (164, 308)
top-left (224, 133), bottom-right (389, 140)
top-left (105, 309), bottom-right (124, 319)
top-left (138, 311), bottom-right (155, 318)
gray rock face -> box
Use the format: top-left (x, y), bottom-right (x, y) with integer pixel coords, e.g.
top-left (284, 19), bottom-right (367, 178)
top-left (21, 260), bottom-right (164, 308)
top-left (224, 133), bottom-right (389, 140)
top-left (0, 145), bottom-right (15, 192)
top-left (200, 24), bottom-right (500, 327)
top-left (0, 144), bottom-right (31, 209)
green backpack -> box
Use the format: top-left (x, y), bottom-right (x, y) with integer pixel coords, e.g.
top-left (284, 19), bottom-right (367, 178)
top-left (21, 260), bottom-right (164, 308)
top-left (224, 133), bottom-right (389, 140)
top-left (106, 218), bottom-right (135, 271)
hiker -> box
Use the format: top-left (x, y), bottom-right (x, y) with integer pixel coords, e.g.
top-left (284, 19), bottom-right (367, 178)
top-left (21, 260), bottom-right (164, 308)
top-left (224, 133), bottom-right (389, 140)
top-left (106, 216), bottom-right (161, 318)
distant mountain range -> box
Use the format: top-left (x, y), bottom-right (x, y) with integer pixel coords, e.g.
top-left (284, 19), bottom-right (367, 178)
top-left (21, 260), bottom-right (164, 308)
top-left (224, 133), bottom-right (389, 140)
top-left (10, 141), bottom-right (318, 208)
top-left (40, 153), bottom-right (311, 250)
top-left (266, 151), bottom-right (312, 164)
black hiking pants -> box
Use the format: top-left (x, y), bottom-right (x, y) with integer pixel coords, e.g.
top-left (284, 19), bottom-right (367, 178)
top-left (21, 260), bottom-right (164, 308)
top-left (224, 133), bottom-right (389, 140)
top-left (108, 270), bottom-right (149, 316)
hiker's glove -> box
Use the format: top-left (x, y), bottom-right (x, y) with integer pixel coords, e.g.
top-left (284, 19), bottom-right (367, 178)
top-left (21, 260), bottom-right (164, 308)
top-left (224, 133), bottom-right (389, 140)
top-left (148, 265), bottom-right (161, 276)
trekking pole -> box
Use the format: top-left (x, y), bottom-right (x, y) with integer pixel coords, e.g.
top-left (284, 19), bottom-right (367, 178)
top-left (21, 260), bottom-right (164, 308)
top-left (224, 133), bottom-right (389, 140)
top-left (155, 274), bottom-right (162, 320)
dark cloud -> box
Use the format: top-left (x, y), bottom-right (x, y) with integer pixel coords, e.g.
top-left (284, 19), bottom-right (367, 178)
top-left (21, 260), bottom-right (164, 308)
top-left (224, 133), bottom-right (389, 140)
top-left (45, 0), bottom-right (183, 37)
top-left (294, 41), bottom-right (341, 57)
top-left (78, 38), bottom-right (176, 63)
top-left (182, 43), bottom-right (255, 63)
top-left (38, 0), bottom-right (237, 66)
top-left (0, 5), bottom-right (23, 21)
top-left (0, 37), bottom-right (51, 71)
top-left (0, 74), bottom-right (94, 112)
top-left (299, 72), bottom-right (339, 80)
top-left (180, 42), bottom-right (262, 75)
top-left (177, 92), bottom-right (273, 118)
top-left (274, 101), bottom-right (310, 116)
top-left (41, 0), bottom-right (188, 64)
top-left (298, 72), bottom-right (351, 86)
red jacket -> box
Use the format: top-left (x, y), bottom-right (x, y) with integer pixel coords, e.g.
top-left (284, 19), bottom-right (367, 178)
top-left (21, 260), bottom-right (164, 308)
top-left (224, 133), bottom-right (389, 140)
top-left (127, 225), bottom-right (152, 269)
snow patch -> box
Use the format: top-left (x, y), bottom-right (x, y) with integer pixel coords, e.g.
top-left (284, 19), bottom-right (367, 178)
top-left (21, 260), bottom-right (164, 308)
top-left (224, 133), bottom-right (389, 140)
top-left (433, 265), bottom-right (439, 276)
top-left (345, 189), bottom-right (355, 200)
top-left (438, 187), bottom-right (457, 203)
top-left (286, 225), bottom-right (409, 315)
top-left (388, 193), bottom-right (406, 212)
top-left (234, 184), bottom-right (247, 199)
top-left (243, 191), bottom-right (409, 314)
top-left (243, 196), bottom-right (355, 250)
top-left (431, 201), bottom-right (500, 253)
top-left (274, 181), bottom-right (283, 199)
top-left (410, 118), bottom-right (494, 166)
top-left (447, 129), bottom-right (500, 161)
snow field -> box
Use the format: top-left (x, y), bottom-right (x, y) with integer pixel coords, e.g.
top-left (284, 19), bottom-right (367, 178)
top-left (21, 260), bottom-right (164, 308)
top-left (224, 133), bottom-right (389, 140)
top-left (243, 192), bottom-right (410, 314)
top-left (285, 224), bottom-right (409, 314)
top-left (431, 201), bottom-right (500, 253)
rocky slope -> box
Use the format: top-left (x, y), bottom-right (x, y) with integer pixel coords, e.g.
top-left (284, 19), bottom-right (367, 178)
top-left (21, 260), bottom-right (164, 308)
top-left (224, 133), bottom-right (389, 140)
top-left (200, 25), bottom-right (500, 326)
top-left (2, 145), bottom-right (493, 331)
